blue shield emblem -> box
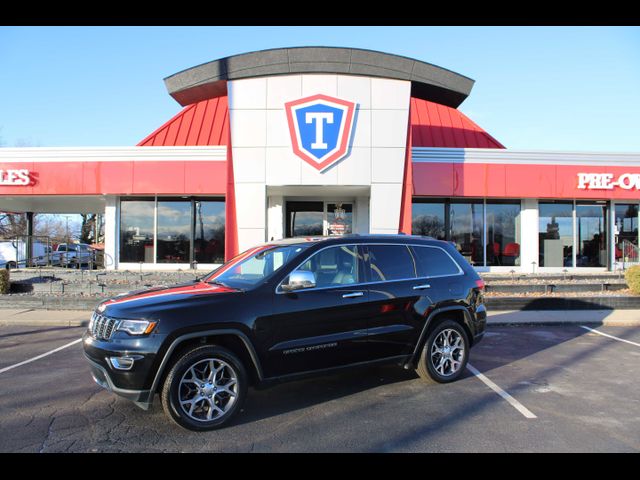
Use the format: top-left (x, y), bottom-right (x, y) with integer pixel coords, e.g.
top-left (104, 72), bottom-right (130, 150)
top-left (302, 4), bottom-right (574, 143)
top-left (285, 94), bottom-right (356, 171)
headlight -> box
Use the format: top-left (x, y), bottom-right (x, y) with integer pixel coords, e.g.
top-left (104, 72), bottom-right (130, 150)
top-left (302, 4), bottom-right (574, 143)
top-left (116, 319), bottom-right (157, 336)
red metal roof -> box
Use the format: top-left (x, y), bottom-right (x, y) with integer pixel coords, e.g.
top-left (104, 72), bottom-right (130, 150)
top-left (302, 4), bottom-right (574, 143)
top-left (410, 97), bottom-right (504, 149)
top-left (138, 96), bottom-right (229, 146)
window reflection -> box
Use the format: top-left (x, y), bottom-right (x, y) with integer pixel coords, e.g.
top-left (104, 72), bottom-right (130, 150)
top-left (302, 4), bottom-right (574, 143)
top-left (450, 202), bottom-right (484, 266)
top-left (194, 200), bottom-right (226, 264)
top-left (286, 201), bottom-right (323, 237)
top-left (119, 197), bottom-right (225, 265)
top-left (576, 204), bottom-right (607, 267)
top-left (486, 202), bottom-right (521, 267)
top-left (157, 200), bottom-right (191, 263)
top-left (412, 202), bottom-right (445, 240)
top-left (539, 202), bottom-right (574, 267)
top-left (120, 199), bottom-right (155, 263)
top-left (614, 204), bottom-right (639, 262)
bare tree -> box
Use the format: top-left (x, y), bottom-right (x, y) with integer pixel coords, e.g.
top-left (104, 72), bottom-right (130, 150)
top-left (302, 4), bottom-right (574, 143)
top-left (34, 215), bottom-right (71, 244)
top-left (0, 213), bottom-right (27, 238)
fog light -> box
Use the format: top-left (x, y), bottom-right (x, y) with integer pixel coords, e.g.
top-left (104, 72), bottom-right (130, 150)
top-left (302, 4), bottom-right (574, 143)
top-left (109, 355), bottom-right (143, 371)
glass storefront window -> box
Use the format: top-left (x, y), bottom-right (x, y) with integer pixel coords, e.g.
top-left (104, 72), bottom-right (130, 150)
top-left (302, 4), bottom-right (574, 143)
top-left (412, 202), bottom-right (445, 240)
top-left (119, 197), bottom-right (225, 265)
top-left (486, 202), bottom-right (521, 267)
top-left (156, 199), bottom-right (191, 263)
top-left (576, 203), bottom-right (608, 267)
top-left (120, 199), bottom-right (155, 263)
top-left (194, 200), bottom-right (226, 264)
top-left (450, 202), bottom-right (484, 266)
top-left (614, 203), bottom-right (639, 262)
top-left (539, 202), bottom-right (574, 267)
top-left (286, 201), bottom-right (323, 237)
top-left (327, 203), bottom-right (353, 236)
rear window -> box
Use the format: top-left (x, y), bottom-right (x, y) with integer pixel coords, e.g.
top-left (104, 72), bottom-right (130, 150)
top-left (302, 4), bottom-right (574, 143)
top-left (366, 245), bottom-right (416, 282)
top-left (411, 246), bottom-right (461, 277)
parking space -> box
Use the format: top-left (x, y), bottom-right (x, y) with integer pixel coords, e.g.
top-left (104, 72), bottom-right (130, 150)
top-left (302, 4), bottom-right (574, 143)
top-left (0, 321), bottom-right (639, 452)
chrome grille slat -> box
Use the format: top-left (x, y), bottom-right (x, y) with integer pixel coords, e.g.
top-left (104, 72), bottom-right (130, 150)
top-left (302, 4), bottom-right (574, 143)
top-left (90, 312), bottom-right (117, 340)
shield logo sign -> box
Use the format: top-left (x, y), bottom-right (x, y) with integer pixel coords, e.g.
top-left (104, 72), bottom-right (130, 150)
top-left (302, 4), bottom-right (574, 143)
top-left (285, 94), bottom-right (356, 172)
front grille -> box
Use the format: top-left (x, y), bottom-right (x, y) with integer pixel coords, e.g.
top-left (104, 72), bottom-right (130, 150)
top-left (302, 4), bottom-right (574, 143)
top-left (90, 312), bottom-right (118, 340)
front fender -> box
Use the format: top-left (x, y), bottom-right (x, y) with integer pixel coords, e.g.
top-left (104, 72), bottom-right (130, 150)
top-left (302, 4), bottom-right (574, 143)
top-left (148, 329), bottom-right (264, 398)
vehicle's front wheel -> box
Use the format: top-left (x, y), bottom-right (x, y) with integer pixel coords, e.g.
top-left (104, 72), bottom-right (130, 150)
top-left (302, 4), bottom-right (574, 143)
top-left (161, 345), bottom-right (247, 431)
top-left (416, 319), bottom-right (469, 384)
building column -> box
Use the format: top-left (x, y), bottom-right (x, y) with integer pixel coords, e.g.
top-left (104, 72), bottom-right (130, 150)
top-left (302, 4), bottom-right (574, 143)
top-left (368, 79), bottom-right (410, 234)
top-left (355, 196), bottom-right (370, 234)
top-left (228, 78), bottom-right (267, 253)
top-left (267, 195), bottom-right (284, 241)
top-left (520, 198), bottom-right (539, 273)
top-left (104, 196), bottom-right (118, 270)
top-left (26, 211), bottom-right (34, 267)
top-left (609, 201), bottom-right (616, 270)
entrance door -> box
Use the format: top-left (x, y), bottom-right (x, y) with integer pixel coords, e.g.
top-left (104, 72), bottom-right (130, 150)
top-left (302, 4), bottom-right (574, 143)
top-left (285, 201), bottom-right (324, 238)
top-left (576, 203), bottom-right (608, 267)
top-left (285, 201), bottom-right (354, 238)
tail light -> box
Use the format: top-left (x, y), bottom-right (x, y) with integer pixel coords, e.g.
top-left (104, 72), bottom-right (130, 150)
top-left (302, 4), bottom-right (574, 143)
top-left (475, 279), bottom-right (485, 290)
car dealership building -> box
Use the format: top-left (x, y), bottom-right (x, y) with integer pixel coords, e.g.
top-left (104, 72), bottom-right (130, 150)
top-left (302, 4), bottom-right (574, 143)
top-left (0, 47), bottom-right (638, 272)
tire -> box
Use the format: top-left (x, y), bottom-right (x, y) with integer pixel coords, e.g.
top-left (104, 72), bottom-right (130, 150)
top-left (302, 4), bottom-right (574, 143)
top-left (6, 261), bottom-right (16, 270)
top-left (161, 345), bottom-right (248, 431)
top-left (416, 319), bottom-right (469, 384)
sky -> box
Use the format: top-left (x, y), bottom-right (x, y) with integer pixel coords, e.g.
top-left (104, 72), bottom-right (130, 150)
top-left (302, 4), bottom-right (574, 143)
top-left (0, 26), bottom-right (639, 151)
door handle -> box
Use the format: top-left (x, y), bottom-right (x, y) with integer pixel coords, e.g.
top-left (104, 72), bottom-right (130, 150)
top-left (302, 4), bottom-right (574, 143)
top-left (413, 284), bottom-right (431, 290)
top-left (342, 291), bottom-right (364, 298)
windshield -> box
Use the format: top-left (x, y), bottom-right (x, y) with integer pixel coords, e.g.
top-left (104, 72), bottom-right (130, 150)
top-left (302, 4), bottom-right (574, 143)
top-left (204, 244), bottom-right (310, 289)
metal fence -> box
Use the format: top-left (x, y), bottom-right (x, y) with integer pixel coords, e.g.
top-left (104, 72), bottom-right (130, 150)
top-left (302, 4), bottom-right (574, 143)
top-left (621, 239), bottom-right (639, 271)
top-left (0, 235), bottom-right (106, 269)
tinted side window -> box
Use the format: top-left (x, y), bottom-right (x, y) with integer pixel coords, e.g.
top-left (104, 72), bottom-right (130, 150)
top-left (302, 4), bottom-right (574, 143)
top-left (297, 245), bottom-right (363, 288)
top-left (411, 246), bottom-right (461, 277)
top-left (367, 245), bottom-right (416, 282)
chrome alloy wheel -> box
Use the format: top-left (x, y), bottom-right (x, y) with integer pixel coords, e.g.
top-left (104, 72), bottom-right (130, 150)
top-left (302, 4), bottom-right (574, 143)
top-left (178, 358), bottom-right (238, 422)
top-left (430, 328), bottom-right (465, 377)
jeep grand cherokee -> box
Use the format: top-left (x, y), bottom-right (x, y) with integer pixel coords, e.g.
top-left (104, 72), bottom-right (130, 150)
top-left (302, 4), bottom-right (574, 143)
top-left (83, 235), bottom-right (486, 431)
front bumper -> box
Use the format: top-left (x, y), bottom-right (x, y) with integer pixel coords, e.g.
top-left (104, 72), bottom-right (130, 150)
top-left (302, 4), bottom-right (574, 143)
top-left (85, 354), bottom-right (153, 409)
top-left (82, 330), bottom-right (165, 409)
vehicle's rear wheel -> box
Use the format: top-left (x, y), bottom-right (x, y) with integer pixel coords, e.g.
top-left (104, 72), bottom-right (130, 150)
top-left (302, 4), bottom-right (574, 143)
top-left (416, 319), bottom-right (469, 384)
top-left (6, 261), bottom-right (16, 270)
top-left (161, 345), bottom-right (247, 431)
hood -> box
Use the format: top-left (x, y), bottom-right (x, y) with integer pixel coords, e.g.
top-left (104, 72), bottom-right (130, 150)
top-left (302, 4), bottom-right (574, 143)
top-left (98, 281), bottom-right (239, 317)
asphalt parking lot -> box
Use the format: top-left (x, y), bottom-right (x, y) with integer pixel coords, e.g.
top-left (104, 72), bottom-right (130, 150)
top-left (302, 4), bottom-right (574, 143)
top-left (0, 316), bottom-right (639, 452)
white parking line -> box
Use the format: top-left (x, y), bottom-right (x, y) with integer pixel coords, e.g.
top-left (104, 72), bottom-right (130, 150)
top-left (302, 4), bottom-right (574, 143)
top-left (580, 325), bottom-right (640, 348)
top-left (0, 338), bottom-right (82, 375)
top-left (467, 363), bottom-right (537, 419)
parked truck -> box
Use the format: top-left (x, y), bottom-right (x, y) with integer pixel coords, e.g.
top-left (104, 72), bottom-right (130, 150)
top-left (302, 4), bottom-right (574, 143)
top-left (51, 243), bottom-right (96, 268)
top-left (0, 239), bottom-right (51, 269)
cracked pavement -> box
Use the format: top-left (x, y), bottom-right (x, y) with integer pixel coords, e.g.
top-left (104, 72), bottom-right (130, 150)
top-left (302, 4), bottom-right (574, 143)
top-left (0, 321), bottom-right (640, 452)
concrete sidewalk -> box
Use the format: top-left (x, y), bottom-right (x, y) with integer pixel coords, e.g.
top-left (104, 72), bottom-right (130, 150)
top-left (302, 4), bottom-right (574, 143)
top-left (0, 309), bottom-right (91, 327)
top-left (0, 308), bottom-right (638, 328)
top-left (488, 309), bottom-right (640, 327)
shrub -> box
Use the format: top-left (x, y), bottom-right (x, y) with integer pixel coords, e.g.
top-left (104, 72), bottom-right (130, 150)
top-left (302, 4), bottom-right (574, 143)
top-left (0, 269), bottom-right (9, 294)
top-left (625, 265), bottom-right (640, 295)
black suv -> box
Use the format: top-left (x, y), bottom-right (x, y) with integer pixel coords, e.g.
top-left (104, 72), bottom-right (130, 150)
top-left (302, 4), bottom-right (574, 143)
top-left (83, 235), bottom-right (486, 431)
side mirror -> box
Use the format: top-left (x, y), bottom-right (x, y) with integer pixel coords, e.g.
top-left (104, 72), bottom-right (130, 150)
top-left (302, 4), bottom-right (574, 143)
top-left (282, 270), bottom-right (316, 291)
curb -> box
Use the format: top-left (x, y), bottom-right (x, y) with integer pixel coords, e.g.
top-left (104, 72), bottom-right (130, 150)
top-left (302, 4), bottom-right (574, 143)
top-left (487, 309), bottom-right (640, 327)
top-left (485, 296), bottom-right (640, 310)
